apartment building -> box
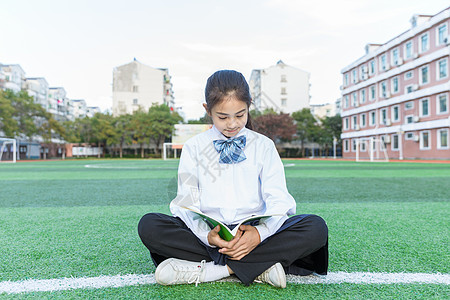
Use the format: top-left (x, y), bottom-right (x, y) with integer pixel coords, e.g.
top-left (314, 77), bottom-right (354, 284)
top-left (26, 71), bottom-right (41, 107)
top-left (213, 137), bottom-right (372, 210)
top-left (25, 77), bottom-right (49, 110)
top-left (112, 59), bottom-right (175, 116)
top-left (0, 64), bottom-right (25, 93)
top-left (249, 60), bottom-right (310, 114)
top-left (341, 7), bottom-right (450, 160)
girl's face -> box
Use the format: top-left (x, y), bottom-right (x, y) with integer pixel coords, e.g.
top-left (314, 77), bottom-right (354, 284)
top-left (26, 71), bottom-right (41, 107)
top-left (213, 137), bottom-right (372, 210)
top-left (204, 97), bottom-right (248, 138)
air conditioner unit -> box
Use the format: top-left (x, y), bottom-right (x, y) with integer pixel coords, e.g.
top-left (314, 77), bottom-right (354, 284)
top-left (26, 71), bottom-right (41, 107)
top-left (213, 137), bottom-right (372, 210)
top-left (384, 136), bottom-right (391, 143)
top-left (385, 119), bottom-right (392, 126)
top-left (413, 53), bottom-right (419, 59)
top-left (355, 102), bottom-right (360, 107)
top-left (413, 116), bottom-right (420, 122)
top-left (444, 35), bottom-right (450, 45)
top-left (385, 64), bottom-right (391, 71)
top-left (397, 58), bottom-right (404, 65)
top-left (355, 125), bottom-right (360, 131)
top-left (412, 84), bottom-right (419, 91)
top-left (385, 92), bottom-right (391, 98)
top-left (413, 135), bottom-right (420, 142)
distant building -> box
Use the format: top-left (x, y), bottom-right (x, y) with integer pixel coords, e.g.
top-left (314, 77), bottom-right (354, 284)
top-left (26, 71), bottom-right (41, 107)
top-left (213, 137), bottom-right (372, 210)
top-left (0, 64), bottom-right (25, 93)
top-left (341, 7), bottom-right (450, 160)
top-left (71, 99), bottom-right (87, 119)
top-left (310, 103), bottom-right (337, 119)
top-left (112, 59), bottom-right (174, 116)
top-left (48, 87), bottom-right (73, 121)
top-left (25, 77), bottom-right (49, 110)
top-left (86, 106), bottom-right (101, 118)
top-left (249, 60), bottom-right (310, 114)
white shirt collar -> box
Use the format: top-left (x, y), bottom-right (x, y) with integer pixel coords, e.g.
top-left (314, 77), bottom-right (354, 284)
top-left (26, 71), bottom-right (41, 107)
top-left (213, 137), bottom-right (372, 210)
top-left (211, 125), bottom-right (248, 141)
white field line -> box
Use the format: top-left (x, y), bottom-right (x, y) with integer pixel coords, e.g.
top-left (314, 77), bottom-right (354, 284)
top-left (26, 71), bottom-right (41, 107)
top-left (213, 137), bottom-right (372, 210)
top-left (1, 272), bottom-right (449, 294)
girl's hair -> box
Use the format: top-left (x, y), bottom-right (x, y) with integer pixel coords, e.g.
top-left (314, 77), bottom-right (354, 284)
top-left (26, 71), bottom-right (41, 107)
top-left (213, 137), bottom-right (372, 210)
top-left (204, 70), bottom-right (253, 130)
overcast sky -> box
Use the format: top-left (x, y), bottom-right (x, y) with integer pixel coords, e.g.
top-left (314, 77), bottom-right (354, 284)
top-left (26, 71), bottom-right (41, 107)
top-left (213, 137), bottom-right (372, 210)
top-left (1, 0), bottom-right (448, 120)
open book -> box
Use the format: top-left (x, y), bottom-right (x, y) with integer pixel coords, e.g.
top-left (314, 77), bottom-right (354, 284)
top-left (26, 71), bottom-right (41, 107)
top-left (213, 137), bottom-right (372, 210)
top-left (182, 207), bottom-right (277, 241)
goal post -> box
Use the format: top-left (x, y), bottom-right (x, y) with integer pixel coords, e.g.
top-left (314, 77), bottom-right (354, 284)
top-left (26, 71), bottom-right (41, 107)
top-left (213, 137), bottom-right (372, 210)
top-left (0, 138), bottom-right (17, 163)
top-left (163, 143), bottom-right (184, 160)
top-left (355, 137), bottom-right (389, 162)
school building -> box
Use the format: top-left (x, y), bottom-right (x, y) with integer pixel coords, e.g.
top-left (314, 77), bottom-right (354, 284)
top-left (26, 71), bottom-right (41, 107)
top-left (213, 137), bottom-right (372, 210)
top-left (341, 7), bottom-right (450, 160)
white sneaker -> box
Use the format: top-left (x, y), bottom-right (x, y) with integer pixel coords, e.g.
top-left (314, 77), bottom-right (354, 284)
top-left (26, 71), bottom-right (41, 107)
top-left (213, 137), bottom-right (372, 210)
top-left (155, 258), bottom-right (206, 286)
top-left (255, 263), bottom-right (286, 288)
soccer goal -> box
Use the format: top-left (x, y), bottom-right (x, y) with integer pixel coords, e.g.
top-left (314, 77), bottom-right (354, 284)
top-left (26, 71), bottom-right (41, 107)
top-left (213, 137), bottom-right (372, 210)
top-left (355, 137), bottom-right (389, 162)
top-left (0, 138), bottom-right (17, 163)
top-left (163, 143), bottom-right (184, 160)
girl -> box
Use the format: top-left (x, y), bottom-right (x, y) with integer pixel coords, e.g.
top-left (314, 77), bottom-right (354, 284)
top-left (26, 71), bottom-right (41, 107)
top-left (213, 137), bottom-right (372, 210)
top-left (138, 70), bottom-right (328, 288)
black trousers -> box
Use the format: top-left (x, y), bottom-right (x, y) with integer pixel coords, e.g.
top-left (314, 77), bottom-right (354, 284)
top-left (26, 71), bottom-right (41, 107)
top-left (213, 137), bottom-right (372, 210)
top-left (138, 213), bottom-right (328, 285)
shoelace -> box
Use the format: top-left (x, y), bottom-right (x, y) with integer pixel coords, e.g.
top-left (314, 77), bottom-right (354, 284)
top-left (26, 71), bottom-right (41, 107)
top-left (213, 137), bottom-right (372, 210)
top-left (175, 260), bottom-right (206, 286)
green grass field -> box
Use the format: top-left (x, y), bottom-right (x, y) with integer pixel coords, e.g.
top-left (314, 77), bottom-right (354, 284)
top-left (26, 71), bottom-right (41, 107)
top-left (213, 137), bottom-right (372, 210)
top-left (0, 159), bottom-right (449, 299)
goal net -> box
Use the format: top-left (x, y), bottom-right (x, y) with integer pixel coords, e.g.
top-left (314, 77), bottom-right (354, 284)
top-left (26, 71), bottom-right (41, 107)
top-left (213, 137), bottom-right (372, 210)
top-left (0, 138), bottom-right (17, 163)
top-left (355, 137), bottom-right (389, 162)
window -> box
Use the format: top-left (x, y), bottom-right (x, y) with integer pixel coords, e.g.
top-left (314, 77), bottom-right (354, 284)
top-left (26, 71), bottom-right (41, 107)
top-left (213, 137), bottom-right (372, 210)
top-left (360, 113), bottom-right (367, 127)
top-left (405, 101), bottom-right (414, 110)
top-left (344, 74), bottom-right (349, 86)
top-left (344, 118), bottom-right (349, 130)
top-left (405, 132), bottom-right (414, 140)
top-left (419, 65), bottom-right (429, 85)
top-left (392, 105), bottom-right (400, 122)
top-left (352, 69), bottom-right (357, 83)
top-left (405, 115), bottom-right (414, 124)
top-left (352, 139), bottom-right (357, 152)
top-left (437, 23), bottom-right (448, 45)
top-left (438, 129), bottom-right (449, 149)
top-left (369, 111), bottom-right (376, 126)
top-left (392, 134), bottom-right (399, 151)
top-left (437, 58), bottom-right (448, 80)
top-left (281, 98), bottom-right (287, 106)
top-left (344, 95), bottom-right (349, 108)
top-left (420, 32), bottom-right (429, 53)
top-left (132, 85), bottom-right (139, 93)
top-left (360, 141), bottom-right (366, 152)
top-left (420, 131), bottom-right (430, 149)
top-left (380, 108), bottom-right (387, 124)
top-left (281, 75), bottom-right (287, 82)
top-left (404, 71), bottom-right (413, 80)
top-left (380, 54), bottom-right (388, 71)
top-left (380, 81), bottom-right (387, 98)
top-left (352, 93), bottom-right (358, 107)
top-left (405, 85), bottom-right (414, 94)
top-left (352, 115), bottom-right (358, 129)
top-left (392, 48), bottom-right (400, 65)
top-left (281, 87), bottom-right (287, 95)
top-left (133, 98), bottom-right (138, 105)
top-left (360, 89), bottom-right (366, 103)
top-left (420, 98), bottom-right (429, 117)
top-left (405, 41), bottom-right (413, 59)
top-left (360, 65), bottom-right (368, 80)
top-left (369, 85), bottom-right (376, 101)
top-left (437, 94), bottom-right (448, 114)
top-left (344, 140), bottom-right (349, 152)
top-left (391, 77), bottom-right (399, 94)
top-left (369, 60), bottom-right (376, 75)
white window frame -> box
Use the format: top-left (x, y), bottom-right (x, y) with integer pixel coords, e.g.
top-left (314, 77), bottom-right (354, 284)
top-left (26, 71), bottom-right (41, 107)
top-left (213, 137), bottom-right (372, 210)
top-left (344, 73), bottom-right (349, 86)
top-left (352, 69), bottom-right (357, 84)
top-left (344, 117), bottom-right (349, 130)
top-left (436, 23), bottom-right (448, 46)
top-left (420, 130), bottom-right (431, 150)
top-left (369, 85), bottom-right (376, 101)
top-left (344, 95), bottom-right (349, 108)
top-left (404, 70), bottom-right (414, 80)
top-left (360, 113), bottom-right (367, 128)
top-left (404, 40), bottom-right (413, 59)
top-left (405, 115), bottom-right (414, 124)
top-left (405, 101), bottom-right (414, 110)
top-left (380, 108), bottom-right (387, 125)
top-left (437, 128), bottom-right (449, 149)
top-left (369, 110), bottom-right (376, 126)
top-left (380, 54), bottom-right (388, 71)
top-left (391, 134), bottom-right (399, 151)
top-left (352, 115), bottom-right (358, 130)
top-left (419, 98), bottom-right (430, 117)
top-left (405, 132), bottom-right (414, 140)
top-left (391, 76), bottom-right (399, 94)
top-left (360, 89), bottom-right (366, 104)
top-left (369, 59), bottom-right (376, 75)
top-left (419, 65), bottom-right (429, 85)
top-left (344, 139), bottom-right (349, 152)
top-left (436, 93), bottom-right (448, 115)
top-left (360, 140), bottom-right (367, 152)
top-left (352, 139), bottom-right (357, 152)
top-left (405, 84), bottom-right (414, 94)
top-left (352, 92), bottom-right (358, 107)
top-left (420, 32), bottom-right (429, 53)
top-left (380, 81), bottom-right (387, 98)
top-left (391, 48), bottom-right (400, 66)
top-left (391, 105), bottom-right (400, 122)
top-left (436, 58), bottom-right (448, 81)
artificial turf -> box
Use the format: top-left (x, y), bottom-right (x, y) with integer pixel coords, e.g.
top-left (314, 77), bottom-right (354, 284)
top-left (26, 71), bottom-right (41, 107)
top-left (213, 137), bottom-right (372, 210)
top-left (0, 159), bottom-right (448, 299)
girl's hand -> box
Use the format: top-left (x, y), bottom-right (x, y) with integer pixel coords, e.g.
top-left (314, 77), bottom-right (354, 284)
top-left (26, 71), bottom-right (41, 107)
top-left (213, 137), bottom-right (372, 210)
top-left (207, 225), bottom-right (243, 249)
top-left (218, 225), bottom-right (261, 260)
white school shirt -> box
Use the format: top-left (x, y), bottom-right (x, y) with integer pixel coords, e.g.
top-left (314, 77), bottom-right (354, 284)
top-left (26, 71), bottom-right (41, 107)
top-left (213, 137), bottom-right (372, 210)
top-left (170, 125), bottom-right (296, 247)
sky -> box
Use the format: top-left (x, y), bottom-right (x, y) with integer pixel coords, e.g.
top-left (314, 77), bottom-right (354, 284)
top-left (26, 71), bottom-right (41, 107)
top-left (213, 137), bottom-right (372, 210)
top-left (0, 0), bottom-right (448, 120)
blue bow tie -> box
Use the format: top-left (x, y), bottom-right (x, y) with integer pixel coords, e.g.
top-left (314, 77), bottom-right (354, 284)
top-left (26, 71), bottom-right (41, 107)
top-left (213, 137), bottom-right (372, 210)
top-left (213, 136), bottom-right (247, 164)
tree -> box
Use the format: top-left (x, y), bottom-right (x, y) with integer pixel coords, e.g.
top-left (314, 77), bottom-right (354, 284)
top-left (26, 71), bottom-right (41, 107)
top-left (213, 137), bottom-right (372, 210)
top-left (291, 108), bottom-right (319, 157)
top-left (90, 113), bottom-right (116, 158)
top-left (112, 114), bottom-right (133, 158)
top-left (0, 90), bottom-right (19, 137)
top-left (188, 112), bottom-right (211, 124)
top-left (253, 113), bottom-right (296, 144)
top-left (147, 104), bottom-right (183, 156)
top-left (131, 110), bottom-right (152, 158)
top-left (320, 114), bottom-right (342, 156)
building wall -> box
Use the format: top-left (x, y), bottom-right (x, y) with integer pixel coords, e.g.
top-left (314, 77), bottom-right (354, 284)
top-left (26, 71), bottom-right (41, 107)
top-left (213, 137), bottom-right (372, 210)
top-left (112, 60), bottom-right (174, 116)
top-left (249, 60), bottom-right (310, 114)
top-left (341, 7), bottom-right (450, 160)
top-left (1, 65), bottom-right (25, 93)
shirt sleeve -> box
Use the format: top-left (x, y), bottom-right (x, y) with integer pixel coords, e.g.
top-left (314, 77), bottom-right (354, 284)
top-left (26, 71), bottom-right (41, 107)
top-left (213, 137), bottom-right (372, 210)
top-left (169, 142), bottom-right (215, 247)
top-left (254, 140), bottom-right (296, 242)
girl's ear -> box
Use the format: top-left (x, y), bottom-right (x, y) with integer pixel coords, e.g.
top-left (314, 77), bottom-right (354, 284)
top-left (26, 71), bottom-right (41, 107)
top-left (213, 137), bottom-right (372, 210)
top-left (203, 103), bottom-right (211, 116)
